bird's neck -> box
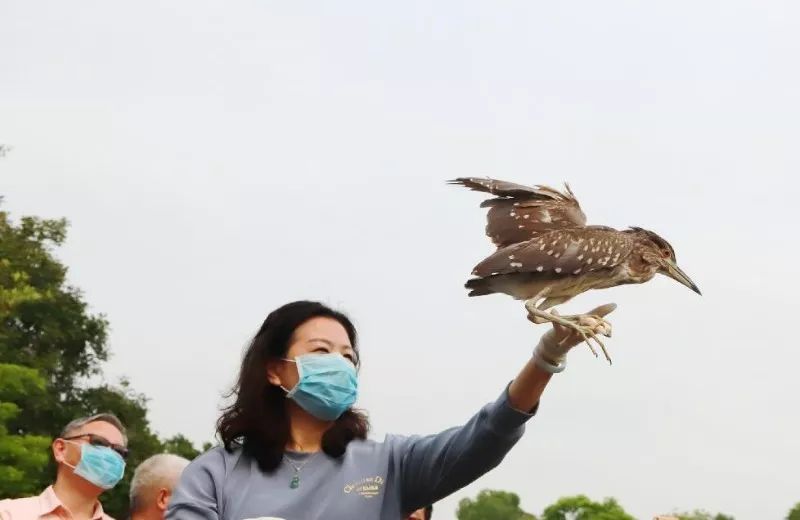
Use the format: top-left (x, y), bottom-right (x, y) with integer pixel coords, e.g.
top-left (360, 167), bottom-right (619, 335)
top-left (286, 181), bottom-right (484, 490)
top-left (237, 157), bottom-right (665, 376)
top-left (619, 262), bottom-right (658, 285)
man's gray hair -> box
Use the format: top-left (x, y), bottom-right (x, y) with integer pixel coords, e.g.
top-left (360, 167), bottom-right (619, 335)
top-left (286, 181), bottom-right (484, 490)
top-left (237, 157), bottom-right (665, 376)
top-left (60, 413), bottom-right (128, 445)
top-left (129, 453), bottom-right (191, 513)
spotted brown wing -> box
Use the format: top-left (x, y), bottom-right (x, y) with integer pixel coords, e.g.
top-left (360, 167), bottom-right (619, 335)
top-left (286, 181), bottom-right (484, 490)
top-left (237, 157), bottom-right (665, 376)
top-left (471, 227), bottom-right (634, 277)
top-left (449, 177), bottom-right (587, 247)
top-left (447, 177), bottom-right (548, 198)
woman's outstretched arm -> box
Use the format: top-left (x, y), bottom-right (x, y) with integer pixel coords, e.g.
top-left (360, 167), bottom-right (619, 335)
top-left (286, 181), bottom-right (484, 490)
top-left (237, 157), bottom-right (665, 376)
top-left (397, 303), bottom-right (617, 514)
top-left (508, 303), bottom-right (616, 411)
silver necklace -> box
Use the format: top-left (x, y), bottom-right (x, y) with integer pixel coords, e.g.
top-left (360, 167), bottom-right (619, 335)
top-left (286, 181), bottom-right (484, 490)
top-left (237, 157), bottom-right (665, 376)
top-left (283, 452), bottom-right (318, 489)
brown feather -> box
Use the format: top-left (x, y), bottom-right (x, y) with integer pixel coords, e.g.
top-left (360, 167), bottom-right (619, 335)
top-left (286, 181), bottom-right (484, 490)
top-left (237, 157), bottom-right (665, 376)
top-left (447, 177), bottom-right (554, 198)
top-left (471, 228), bottom-right (634, 278)
top-left (449, 177), bottom-right (587, 247)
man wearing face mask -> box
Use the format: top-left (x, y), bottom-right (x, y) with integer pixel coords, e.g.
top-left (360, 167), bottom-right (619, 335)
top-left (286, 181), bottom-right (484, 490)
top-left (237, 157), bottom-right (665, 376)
top-left (0, 413), bottom-right (128, 520)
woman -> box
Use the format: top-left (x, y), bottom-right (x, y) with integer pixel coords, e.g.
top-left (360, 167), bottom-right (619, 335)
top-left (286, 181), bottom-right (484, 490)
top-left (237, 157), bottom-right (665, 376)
top-left (166, 300), bottom-right (614, 520)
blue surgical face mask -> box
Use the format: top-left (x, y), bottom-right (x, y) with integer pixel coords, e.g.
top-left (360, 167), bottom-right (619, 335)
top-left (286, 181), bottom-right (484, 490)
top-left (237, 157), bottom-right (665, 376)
top-left (281, 353), bottom-right (358, 421)
top-left (64, 441), bottom-right (126, 489)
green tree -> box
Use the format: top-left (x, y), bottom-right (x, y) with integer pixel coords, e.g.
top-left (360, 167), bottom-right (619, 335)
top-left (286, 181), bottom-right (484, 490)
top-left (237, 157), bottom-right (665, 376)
top-left (787, 502), bottom-right (800, 520)
top-left (0, 204), bottom-right (204, 516)
top-left (162, 434), bottom-right (202, 460)
top-left (673, 511), bottom-right (734, 520)
top-left (0, 364), bottom-right (51, 496)
top-left (457, 489), bottom-right (537, 520)
top-left (0, 211), bottom-right (109, 424)
top-left (541, 495), bottom-right (635, 520)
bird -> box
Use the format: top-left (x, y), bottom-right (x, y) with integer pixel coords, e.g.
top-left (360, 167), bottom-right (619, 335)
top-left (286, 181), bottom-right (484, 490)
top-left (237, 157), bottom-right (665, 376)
top-left (449, 177), bottom-right (701, 363)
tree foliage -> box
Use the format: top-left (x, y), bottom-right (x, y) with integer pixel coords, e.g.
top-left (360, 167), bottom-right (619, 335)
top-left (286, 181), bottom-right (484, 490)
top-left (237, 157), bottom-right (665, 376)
top-left (457, 490), bottom-right (741, 520)
top-left (674, 511), bottom-right (735, 520)
top-left (457, 489), bottom-right (537, 520)
top-left (0, 364), bottom-right (51, 497)
top-left (541, 494), bottom-right (635, 520)
top-left (787, 503), bottom-right (800, 520)
top-left (162, 434), bottom-right (203, 460)
top-left (0, 204), bottom-right (204, 517)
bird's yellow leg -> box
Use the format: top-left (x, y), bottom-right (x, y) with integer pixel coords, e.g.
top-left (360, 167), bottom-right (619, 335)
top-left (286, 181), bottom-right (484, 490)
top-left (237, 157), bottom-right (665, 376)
top-left (524, 298), bottom-right (598, 357)
top-left (557, 312), bottom-right (613, 338)
top-left (524, 298), bottom-right (613, 363)
top-left (526, 296), bottom-right (572, 323)
top-left (556, 312), bottom-right (613, 363)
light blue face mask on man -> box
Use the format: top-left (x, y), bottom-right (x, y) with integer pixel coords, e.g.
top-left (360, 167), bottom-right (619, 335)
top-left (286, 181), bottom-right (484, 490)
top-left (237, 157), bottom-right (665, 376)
top-left (281, 353), bottom-right (359, 421)
top-left (64, 441), bottom-right (126, 489)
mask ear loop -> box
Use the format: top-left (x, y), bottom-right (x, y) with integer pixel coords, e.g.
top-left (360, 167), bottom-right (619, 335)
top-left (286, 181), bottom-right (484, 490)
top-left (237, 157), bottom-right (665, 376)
top-left (60, 440), bottom-right (81, 470)
top-left (279, 358), bottom-right (300, 396)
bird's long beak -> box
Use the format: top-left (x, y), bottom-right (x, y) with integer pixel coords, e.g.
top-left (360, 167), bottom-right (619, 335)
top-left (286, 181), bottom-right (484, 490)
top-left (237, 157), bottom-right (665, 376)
top-left (661, 259), bottom-right (701, 295)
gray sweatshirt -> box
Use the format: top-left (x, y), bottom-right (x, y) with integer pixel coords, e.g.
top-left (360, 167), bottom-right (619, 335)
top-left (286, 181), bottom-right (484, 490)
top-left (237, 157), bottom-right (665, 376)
top-left (166, 386), bottom-right (535, 520)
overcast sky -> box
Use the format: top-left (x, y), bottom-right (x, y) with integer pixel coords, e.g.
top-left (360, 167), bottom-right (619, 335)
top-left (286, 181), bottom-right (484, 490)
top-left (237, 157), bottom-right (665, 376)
top-left (2, 2), bottom-right (799, 519)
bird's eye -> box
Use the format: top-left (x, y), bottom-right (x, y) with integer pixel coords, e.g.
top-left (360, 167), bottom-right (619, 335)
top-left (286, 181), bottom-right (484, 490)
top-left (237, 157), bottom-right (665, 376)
top-left (661, 249), bottom-right (671, 258)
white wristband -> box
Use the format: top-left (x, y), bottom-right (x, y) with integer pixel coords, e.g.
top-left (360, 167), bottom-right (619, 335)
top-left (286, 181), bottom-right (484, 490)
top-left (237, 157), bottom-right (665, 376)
top-left (533, 352), bottom-right (567, 374)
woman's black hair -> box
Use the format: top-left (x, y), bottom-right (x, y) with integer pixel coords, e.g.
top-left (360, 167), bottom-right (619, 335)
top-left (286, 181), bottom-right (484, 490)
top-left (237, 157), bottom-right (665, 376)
top-left (217, 300), bottom-right (369, 471)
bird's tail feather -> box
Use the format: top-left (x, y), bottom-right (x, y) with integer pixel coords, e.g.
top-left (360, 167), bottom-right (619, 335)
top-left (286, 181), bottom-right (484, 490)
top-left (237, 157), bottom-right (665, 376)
top-left (465, 277), bottom-right (496, 297)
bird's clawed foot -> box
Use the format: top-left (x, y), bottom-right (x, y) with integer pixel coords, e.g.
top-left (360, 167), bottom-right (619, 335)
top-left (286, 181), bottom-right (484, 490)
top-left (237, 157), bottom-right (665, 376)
top-left (525, 301), bottom-right (615, 364)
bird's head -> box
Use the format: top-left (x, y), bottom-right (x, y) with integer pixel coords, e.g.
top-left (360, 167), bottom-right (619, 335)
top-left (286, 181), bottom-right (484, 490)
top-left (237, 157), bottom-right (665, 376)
top-left (628, 227), bottom-right (701, 295)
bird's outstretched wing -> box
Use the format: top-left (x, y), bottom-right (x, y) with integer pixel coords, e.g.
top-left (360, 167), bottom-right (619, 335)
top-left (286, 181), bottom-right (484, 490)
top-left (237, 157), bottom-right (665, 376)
top-left (448, 177), bottom-right (587, 247)
top-left (471, 228), bottom-right (634, 278)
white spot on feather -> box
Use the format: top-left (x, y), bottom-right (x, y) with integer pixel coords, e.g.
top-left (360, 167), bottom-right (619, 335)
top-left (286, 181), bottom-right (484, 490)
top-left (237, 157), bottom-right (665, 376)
top-left (562, 242), bottom-right (581, 259)
top-left (555, 267), bottom-right (562, 273)
top-left (540, 243), bottom-right (546, 251)
top-left (537, 265), bottom-right (544, 272)
top-left (540, 209), bottom-right (552, 223)
top-left (577, 254), bottom-right (584, 260)
top-left (573, 268), bottom-right (582, 274)
top-left (518, 225), bottom-right (525, 229)
top-left (510, 262), bottom-right (523, 268)
top-left (510, 212), bottom-right (516, 217)
top-left (523, 214), bottom-right (530, 219)
top-left (508, 255), bottom-right (515, 259)
top-left (587, 258), bottom-right (593, 264)
top-left (547, 250), bottom-right (553, 255)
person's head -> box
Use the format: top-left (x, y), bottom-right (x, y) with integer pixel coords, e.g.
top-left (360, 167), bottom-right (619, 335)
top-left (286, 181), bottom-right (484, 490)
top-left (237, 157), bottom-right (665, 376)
top-left (408, 505), bottom-right (433, 520)
top-left (217, 300), bottom-right (369, 471)
top-left (129, 454), bottom-right (190, 520)
top-left (52, 413), bottom-right (128, 493)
